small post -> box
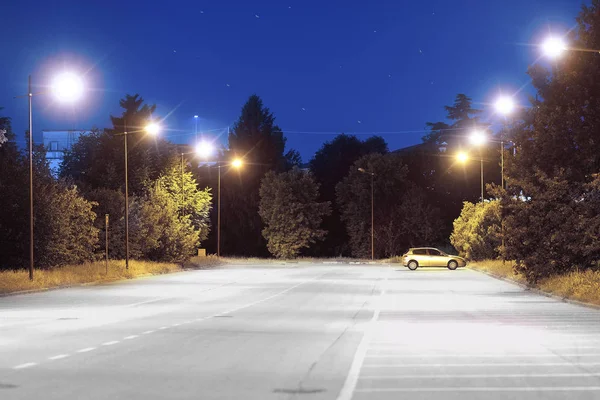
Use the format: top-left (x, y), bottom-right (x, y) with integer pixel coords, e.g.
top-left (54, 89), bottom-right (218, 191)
top-left (105, 214), bottom-right (109, 274)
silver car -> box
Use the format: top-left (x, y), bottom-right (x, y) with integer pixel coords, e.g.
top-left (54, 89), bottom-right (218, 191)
top-left (402, 247), bottom-right (467, 270)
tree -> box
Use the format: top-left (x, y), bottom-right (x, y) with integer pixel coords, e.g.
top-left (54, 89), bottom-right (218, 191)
top-left (450, 200), bottom-right (502, 260)
top-left (502, 1), bottom-right (600, 282)
top-left (215, 95), bottom-right (295, 256)
top-left (154, 164), bottom-right (212, 242)
top-left (129, 180), bottom-right (199, 262)
top-left (259, 168), bottom-right (330, 258)
top-left (336, 153), bottom-right (443, 258)
top-left (61, 94), bottom-right (177, 196)
top-left (309, 134), bottom-right (388, 256)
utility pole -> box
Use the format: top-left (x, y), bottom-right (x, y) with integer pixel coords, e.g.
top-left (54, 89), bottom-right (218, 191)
top-left (28, 75), bottom-right (34, 281)
top-left (217, 165), bottom-right (221, 257)
top-left (124, 121), bottom-right (129, 270)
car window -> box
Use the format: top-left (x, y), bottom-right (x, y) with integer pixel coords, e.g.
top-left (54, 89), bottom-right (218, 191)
top-left (428, 249), bottom-right (442, 256)
top-left (413, 249), bottom-right (427, 255)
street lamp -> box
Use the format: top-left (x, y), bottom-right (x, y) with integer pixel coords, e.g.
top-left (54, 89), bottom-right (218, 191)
top-left (469, 130), bottom-right (487, 203)
top-left (194, 115), bottom-right (199, 141)
top-left (456, 151), bottom-right (469, 164)
top-left (22, 72), bottom-right (84, 280)
top-left (494, 96), bottom-right (516, 190)
top-left (358, 167), bottom-right (375, 260)
top-left (542, 36), bottom-right (567, 59)
top-left (122, 122), bottom-right (161, 270)
top-left (217, 158), bottom-right (243, 257)
top-left (179, 141), bottom-right (215, 213)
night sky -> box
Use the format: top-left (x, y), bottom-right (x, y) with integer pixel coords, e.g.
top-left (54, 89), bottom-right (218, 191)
top-left (1, 0), bottom-right (582, 161)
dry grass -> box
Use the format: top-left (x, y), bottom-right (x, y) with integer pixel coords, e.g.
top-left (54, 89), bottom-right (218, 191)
top-left (539, 269), bottom-right (600, 306)
top-left (0, 256), bottom-right (222, 295)
top-left (469, 259), bottom-right (527, 285)
top-left (470, 260), bottom-right (600, 307)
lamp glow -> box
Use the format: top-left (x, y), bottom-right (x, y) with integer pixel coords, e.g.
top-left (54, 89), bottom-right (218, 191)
top-left (495, 96), bottom-right (515, 116)
top-left (542, 37), bottom-right (566, 59)
top-left (145, 123), bottom-right (160, 135)
top-left (51, 72), bottom-right (84, 103)
top-left (195, 141), bottom-right (214, 158)
top-left (469, 130), bottom-right (487, 146)
top-left (456, 152), bottom-right (469, 163)
top-left (231, 159), bottom-right (243, 168)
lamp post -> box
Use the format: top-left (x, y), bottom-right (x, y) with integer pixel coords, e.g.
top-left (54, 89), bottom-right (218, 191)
top-left (358, 167), bottom-right (375, 260)
top-left (217, 158), bottom-right (243, 257)
top-left (469, 130), bottom-right (487, 203)
top-left (121, 122), bottom-right (160, 270)
top-left (21, 72), bottom-right (84, 280)
top-left (194, 115), bottom-right (199, 142)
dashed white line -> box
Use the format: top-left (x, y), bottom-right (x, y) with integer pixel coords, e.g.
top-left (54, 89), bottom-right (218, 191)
top-left (13, 362), bottom-right (37, 370)
top-left (124, 335), bottom-right (138, 340)
top-left (363, 362), bottom-right (600, 368)
top-left (48, 354), bottom-right (70, 360)
top-left (159, 326), bottom-right (168, 330)
top-left (361, 372), bottom-right (600, 379)
top-left (355, 387), bottom-right (600, 393)
top-left (102, 341), bottom-right (120, 346)
top-left (172, 323), bottom-right (181, 327)
top-left (77, 347), bottom-right (96, 353)
top-left (142, 330), bottom-right (155, 335)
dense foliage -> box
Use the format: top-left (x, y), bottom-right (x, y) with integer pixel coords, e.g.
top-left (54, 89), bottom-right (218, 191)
top-left (501, 1), bottom-right (600, 282)
top-left (450, 200), bottom-right (502, 261)
top-left (259, 169), bottom-right (330, 258)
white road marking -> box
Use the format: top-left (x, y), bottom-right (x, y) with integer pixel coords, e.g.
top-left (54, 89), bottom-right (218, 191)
top-left (355, 387), bottom-right (600, 393)
top-left (363, 362), bottom-right (600, 368)
top-left (124, 335), bottom-right (138, 340)
top-left (158, 326), bottom-right (168, 330)
top-left (361, 372), bottom-right (600, 379)
top-left (48, 354), bottom-right (69, 360)
top-left (13, 362), bottom-right (37, 369)
top-left (102, 341), bottom-right (119, 346)
top-left (172, 323), bottom-right (181, 327)
top-left (336, 277), bottom-right (388, 400)
top-left (365, 353), bottom-right (600, 358)
top-left (142, 330), bottom-right (155, 335)
top-left (77, 347), bottom-right (96, 353)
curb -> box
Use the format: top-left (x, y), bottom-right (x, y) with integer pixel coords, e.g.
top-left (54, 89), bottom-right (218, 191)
top-left (468, 266), bottom-right (600, 311)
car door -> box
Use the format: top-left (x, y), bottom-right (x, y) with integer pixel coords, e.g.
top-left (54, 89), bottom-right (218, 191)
top-left (427, 249), bottom-right (445, 267)
top-left (412, 249), bottom-right (429, 266)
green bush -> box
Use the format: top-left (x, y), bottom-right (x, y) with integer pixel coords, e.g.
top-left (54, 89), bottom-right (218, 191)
top-left (450, 200), bottom-right (501, 260)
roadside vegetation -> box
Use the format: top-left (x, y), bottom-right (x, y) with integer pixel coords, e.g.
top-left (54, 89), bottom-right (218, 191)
top-left (469, 260), bottom-right (600, 307)
top-left (0, 256), bottom-right (221, 295)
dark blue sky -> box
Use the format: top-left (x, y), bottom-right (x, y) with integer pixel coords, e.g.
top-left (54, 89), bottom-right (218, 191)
top-left (1, 0), bottom-right (582, 161)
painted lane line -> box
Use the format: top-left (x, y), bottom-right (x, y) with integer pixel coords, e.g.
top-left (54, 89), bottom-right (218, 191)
top-left (363, 362), bottom-right (600, 368)
top-left (13, 363), bottom-right (37, 369)
top-left (142, 330), bottom-right (155, 335)
top-left (172, 323), bottom-right (181, 327)
top-left (355, 387), bottom-right (600, 393)
top-left (365, 353), bottom-right (600, 358)
top-left (360, 372), bottom-right (600, 379)
top-left (77, 347), bottom-right (96, 353)
top-left (124, 335), bottom-right (138, 340)
top-left (158, 326), bottom-right (168, 330)
top-left (102, 341), bottom-right (120, 346)
top-left (48, 354), bottom-right (70, 360)
top-left (336, 278), bottom-right (387, 400)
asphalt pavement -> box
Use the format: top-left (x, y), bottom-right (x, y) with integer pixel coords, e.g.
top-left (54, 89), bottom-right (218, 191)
top-left (1, 262), bottom-right (600, 399)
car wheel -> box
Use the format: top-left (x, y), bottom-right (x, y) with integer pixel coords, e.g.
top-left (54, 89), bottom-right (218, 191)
top-left (407, 260), bottom-right (418, 270)
top-left (447, 260), bottom-right (458, 270)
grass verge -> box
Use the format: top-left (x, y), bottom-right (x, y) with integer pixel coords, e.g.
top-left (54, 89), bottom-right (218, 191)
top-left (469, 260), bottom-right (600, 307)
top-left (0, 256), bottom-right (222, 295)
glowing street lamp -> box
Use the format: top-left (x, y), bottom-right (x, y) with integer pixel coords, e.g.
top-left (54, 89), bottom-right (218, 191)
top-left (231, 158), bottom-right (243, 168)
top-left (122, 121), bottom-right (161, 270)
top-left (195, 141), bottom-right (214, 159)
top-left (542, 37), bottom-right (567, 59)
top-left (23, 72), bottom-right (85, 280)
top-left (456, 152), bottom-right (469, 164)
top-left (469, 130), bottom-right (487, 146)
top-left (494, 96), bottom-right (515, 116)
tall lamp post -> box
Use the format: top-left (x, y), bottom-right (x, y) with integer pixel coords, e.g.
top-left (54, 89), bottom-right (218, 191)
top-left (358, 167), bottom-right (375, 260)
top-left (469, 130), bottom-right (487, 203)
top-left (20, 72), bottom-right (84, 280)
top-left (217, 158), bottom-right (243, 257)
top-left (119, 122), bottom-right (160, 270)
